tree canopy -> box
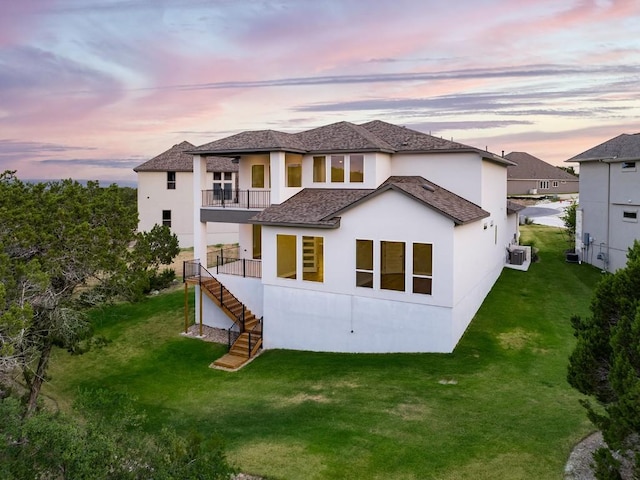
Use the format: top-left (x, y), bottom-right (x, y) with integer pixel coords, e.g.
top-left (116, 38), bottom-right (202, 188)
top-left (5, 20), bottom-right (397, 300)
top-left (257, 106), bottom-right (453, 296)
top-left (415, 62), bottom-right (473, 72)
top-left (0, 172), bottom-right (178, 414)
top-left (568, 240), bottom-right (640, 479)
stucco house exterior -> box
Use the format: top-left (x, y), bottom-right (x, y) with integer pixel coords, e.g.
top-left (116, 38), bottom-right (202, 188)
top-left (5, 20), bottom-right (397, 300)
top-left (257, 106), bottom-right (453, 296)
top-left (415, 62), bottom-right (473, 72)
top-left (505, 151), bottom-right (578, 195)
top-left (134, 141), bottom-right (239, 248)
top-left (184, 120), bottom-right (523, 365)
top-left (568, 133), bottom-right (640, 272)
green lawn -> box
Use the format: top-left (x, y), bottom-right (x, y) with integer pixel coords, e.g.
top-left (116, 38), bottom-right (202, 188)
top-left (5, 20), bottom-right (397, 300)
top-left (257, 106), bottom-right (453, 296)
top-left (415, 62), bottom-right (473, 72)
top-left (45, 225), bottom-right (603, 479)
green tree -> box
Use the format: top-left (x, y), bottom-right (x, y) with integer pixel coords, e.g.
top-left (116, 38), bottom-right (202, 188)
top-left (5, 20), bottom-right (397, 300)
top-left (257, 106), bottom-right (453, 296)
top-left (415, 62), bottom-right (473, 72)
top-left (561, 200), bottom-right (577, 247)
top-left (0, 172), bottom-right (179, 415)
top-left (0, 389), bottom-right (235, 479)
top-left (567, 240), bottom-right (640, 478)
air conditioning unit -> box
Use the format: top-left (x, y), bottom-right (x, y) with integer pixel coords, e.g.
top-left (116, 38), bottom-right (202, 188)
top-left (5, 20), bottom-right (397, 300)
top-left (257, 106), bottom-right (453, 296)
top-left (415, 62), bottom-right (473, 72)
top-left (528, 188), bottom-right (538, 195)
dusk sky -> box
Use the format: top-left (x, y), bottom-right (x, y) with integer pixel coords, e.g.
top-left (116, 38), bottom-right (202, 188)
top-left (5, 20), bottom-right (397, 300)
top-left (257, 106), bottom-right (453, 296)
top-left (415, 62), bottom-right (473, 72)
top-left (1, 0), bottom-right (639, 185)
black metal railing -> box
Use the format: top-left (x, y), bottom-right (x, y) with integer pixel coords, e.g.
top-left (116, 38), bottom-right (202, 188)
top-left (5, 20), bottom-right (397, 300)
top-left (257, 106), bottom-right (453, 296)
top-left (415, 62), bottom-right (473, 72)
top-left (183, 259), bottom-right (201, 282)
top-left (215, 256), bottom-right (261, 278)
top-left (202, 189), bottom-right (271, 209)
top-left (206, 245), bottom-right (240, 269)
top-left (247, 317), bottom-right (263, 356)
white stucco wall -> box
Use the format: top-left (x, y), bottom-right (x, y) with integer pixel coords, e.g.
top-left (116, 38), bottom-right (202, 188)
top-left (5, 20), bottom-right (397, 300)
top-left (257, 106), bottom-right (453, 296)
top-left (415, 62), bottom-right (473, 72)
top-left (137, 170), bottom-right (238, 248)
top-left (260, 190), bottom-right (469, 353)
top-left (389, 152), bottom-right (483, 205)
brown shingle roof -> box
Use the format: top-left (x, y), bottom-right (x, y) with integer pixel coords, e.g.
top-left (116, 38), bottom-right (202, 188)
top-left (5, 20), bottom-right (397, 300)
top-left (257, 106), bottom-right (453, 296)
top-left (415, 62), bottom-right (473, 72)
top-left (250, 189), bottom-right (373, 228)
top-left (507, 200), bottom-right (526, 214)
top-left (190, 130), bottom-right (307, 155)
top-left (567, 133), bottom-right (640, 162)
top-left (252, 176), bottom-right (489, 228)
top-left (296, 121), bottom-right (395, 153)
top-left (505, 152), bottom-right (577, 180)
top-left (133, 141), bottom-right (237, 172)
top-left (186, 120), bottom-right (511, 162)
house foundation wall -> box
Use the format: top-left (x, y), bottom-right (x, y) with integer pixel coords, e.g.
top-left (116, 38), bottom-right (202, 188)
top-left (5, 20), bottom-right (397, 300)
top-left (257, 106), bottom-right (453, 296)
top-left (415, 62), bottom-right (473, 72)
top-left (262, 285), bottom-right (454, 353)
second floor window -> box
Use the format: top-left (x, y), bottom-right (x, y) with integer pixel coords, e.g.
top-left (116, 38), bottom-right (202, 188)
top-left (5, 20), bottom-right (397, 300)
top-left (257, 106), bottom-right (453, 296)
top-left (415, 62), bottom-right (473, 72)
top-left (213, 172), bottom-right (233, 200)
top-left (252, 165), bottom-right (265, 188)
top-left (167, 171), bottom-right (176, 189)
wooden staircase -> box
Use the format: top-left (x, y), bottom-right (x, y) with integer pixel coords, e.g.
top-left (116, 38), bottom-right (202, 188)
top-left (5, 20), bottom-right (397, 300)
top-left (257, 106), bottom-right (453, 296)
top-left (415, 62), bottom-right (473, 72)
top-left (198, 276), bottom-right (262, 370)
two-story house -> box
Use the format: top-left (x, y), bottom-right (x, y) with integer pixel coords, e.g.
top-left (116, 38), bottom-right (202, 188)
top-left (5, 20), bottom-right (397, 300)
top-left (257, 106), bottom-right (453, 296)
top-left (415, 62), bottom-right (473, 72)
top-left (568, 133), bottom-right (640, 272)
top-left (134, 141), bottom-right (239, 248)
top-left (184, 121), bottom-right (522, 367)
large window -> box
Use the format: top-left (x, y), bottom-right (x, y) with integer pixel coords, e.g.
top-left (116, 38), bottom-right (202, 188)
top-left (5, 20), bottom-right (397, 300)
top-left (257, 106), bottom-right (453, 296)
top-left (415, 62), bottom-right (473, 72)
top-left (167, 171), bottom-right (176, 189)
top-left (331, 155), bottom-right (345, 182)
top-left (313, 156), bottom-right (326, 182)
top-left (252, 164), bottom-right (265, 188)
top-left (380, 241), bottom-right (405, 291)
top-left (539, 180), bottom-right (550, 189)
top-left (355, 239), bottom-right (374, 288)
top-left (623, 210), bottom-right (638, 222)
top-left (413, 243), bottom-right (433, 295)
top-left (350, 154), bottom-right (364, 183)
top-left (302, 236), bottom-right (323, 282)
top-left (162, 210), bottom-right (171, 227)
top-left (277, 234), bottom-right (296, 279)
top-left (213, 172), bottom-right (233, 200)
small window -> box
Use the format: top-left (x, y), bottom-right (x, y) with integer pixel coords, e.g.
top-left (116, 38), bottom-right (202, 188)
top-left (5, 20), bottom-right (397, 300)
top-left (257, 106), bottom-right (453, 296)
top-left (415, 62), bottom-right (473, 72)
top-left (287, 164), bottom-right (301, 187)
top-left (356, 239), bottom-right (374, 288)
top-left (413, 243), bottom-right (433, 295)
top-left (623, 211), bottom-right (638, 222)
top-left (552, 181), bottom-right (559, 188)
top-left (313, 156), bottom-right (326, 183)
top-left (251, 165), bottom-right (265, 188)
top-left (167, 171), bottom-right (176, 189)
top-left (350, 154), bottom-right (364, 182)
top-left (622, 161), bottom-right (636, 172)
top-left (331, 155), bottom-right (345, 182)
top-left (162, 210), bottom-right (171, 227)
top-left (302, 236), bottom-right (323, 282)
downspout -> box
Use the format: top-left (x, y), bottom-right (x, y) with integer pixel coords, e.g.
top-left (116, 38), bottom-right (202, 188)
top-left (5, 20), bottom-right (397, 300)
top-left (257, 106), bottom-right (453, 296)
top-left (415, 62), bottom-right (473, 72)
top-left (606, 161), bottom-right (611, 272)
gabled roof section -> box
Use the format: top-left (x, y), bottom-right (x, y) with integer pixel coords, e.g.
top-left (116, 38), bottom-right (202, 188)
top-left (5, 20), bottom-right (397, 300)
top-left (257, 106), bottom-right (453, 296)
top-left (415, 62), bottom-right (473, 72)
top-left (133, 141), bottom-right (238, 172)
top-left (252, 176), bottom-right (489, 228)
top-left (505, 152), bottom-right (577, 180)
top-left (250, 189), bottom-right (373, 228)
top-left (296, 121), bottom-right (395, 153)
top-left (190, 130), bottom-right (307, 156)
top-left (568, 133), bottom-right (640, 162)
top-left (372, 176), bottom-right (490, 225)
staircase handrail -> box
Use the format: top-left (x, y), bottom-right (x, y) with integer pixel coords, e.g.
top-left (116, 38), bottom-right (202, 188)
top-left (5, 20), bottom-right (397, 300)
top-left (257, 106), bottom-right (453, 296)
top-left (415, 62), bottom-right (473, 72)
top-left (198, 264), bottom-right (246, 333)
top-left (247, 316), bottom-right (263, 357)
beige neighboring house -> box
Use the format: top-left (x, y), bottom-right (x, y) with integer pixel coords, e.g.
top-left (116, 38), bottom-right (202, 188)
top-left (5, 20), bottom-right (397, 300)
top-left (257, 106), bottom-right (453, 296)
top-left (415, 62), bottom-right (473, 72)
top-left (568, 133), bottom-right (640, 272)
top-left (134, 141), bottom-right (239, 248)
top-left (505, 151), bottom-right (578, 195)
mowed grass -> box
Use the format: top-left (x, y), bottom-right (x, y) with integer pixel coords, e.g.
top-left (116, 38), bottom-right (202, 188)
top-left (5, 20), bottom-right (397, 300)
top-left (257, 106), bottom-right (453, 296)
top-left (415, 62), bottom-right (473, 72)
top-left (45, 225), bottom-right (603, 479)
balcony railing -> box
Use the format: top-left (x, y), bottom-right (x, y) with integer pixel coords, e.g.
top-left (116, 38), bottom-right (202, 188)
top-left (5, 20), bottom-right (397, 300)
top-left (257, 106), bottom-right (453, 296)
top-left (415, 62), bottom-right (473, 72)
top-left (216, 256), bottom-right (262, 279)
top-left (202, 189), bottom-right (270, 209)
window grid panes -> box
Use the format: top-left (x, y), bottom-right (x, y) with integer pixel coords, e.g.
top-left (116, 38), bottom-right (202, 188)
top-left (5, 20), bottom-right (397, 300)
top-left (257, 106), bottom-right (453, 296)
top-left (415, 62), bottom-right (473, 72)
top-left (162, 210), bottom-right (171, 227)
top-left (167, 171), bottom-right (176, 189)
top-left (413, 243), bottom-right (433, 295)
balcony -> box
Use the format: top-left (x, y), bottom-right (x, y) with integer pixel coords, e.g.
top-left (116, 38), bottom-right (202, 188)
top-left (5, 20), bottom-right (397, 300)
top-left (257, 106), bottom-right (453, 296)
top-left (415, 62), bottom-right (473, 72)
top-left (202, 189), bottom-right (270, 209)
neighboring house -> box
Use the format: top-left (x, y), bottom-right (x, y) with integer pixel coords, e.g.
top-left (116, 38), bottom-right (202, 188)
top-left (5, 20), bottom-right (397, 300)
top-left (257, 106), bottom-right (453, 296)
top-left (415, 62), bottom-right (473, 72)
top-left (133, 141), bottom-right (239, 248)
top-left (505, 151), bottom-right (578, 195)
top-left (185, 120), bottom-right (523, 363)
top-left (568, 133), bottom-right (640, 273)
